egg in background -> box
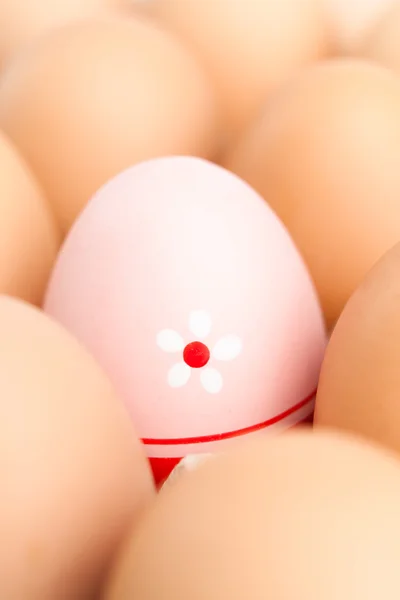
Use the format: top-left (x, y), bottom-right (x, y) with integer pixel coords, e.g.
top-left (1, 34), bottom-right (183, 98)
top-left (0, 0), bottom-right (131, 70)
top-left (44, 156), bottom-right (326, 487)
top-left (0, 295), bottom-right (154, 599)
top-left (144, 0), bottom-right (327, 145)
top-left (358, 0), bottom-right (400, 72)
top-left (0, 129), bottom-right (58, 305)
top-left (314, 241), bottom-right (400, 456)
top-left (104, 429), bottom-right (400, 600)
top-left (323, 0), bottom-right (395, 53)
top-left (224, 59), bottom-right (400, 330)
top-left (0, 14), bottom-right (219, 234)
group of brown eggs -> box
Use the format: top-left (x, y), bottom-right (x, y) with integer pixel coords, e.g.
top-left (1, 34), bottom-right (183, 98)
top-left (2, 0), bottom-right (400, 598)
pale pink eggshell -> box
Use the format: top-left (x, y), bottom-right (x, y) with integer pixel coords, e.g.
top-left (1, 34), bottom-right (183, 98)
top-left (44, 156), bottom-right (326, 485)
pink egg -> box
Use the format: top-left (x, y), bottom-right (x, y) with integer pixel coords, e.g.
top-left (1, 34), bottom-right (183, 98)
top-left (44, 156), bottom-right (326, 486)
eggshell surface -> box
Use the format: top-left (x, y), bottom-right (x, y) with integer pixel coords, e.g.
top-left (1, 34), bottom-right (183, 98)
top-left (44, 157), bottom-right (326, 485)
top-left (0, 0), bottom-right (128, 69)
top-left (224, 59), bottom-right (400, 329)
top-left (0, 129), bottom-right (59, 305)
top-left (0, 15), bottom-right (219, 234)
top-left (0, 295), bottom-right (154, 599)
top-left (146, 0), bottom-right (327, 143)
top-left (359, 1), bottom-right (400, 72)
top-left (314, 241), bottom-right (400, 456)
top-left (324, 0), bottom-right (394, 52)
top-left (105, 429), bottom-right (400, 600)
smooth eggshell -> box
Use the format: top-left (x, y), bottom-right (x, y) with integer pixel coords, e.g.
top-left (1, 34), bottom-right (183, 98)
top-left (105, 429), bottom-right (400, 600)
top-left (0, 0), bottom-right (128, 69)
top-left (323, 0), bottom-right (395, 53)
top-left (146, 0), bottom-right (327, 144)
top-left (0, 129), bottom-right (59, 305)
top-left (314, 241), bottom-right (400, 456)
top-left (358, 1), bottom-right (400, 72)
top-left (224, 59), bottom-right (400, 329)
top-left (0, 15), bottom-right (219, 234)
top-left (0, 295), bottom-right (154, 599)
top-left (44, 156), bottom-right (326, 486)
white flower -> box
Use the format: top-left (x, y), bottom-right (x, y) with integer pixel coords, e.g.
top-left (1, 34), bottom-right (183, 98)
top-left (156, 310), bottom-right (242, 394)
top-left (162, 453), bottom-right (214, 488)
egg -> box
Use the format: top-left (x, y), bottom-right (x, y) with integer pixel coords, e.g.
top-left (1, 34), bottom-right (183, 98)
top-left (224, 59), bottom-right (400, 330)
top-left (44, 156), bottom-right (326, 487)
top-left (0, 295), bottom-right (154, 598)
top-left (358, 1), bottom-right (400, 71)
top-left (314, 241), bottom-right (400, 455)
top-left (104, 429), bottom-right (400, 600)
top-left (0, 0), bottom-right (128, 70)
top-left (323, 0), bottom-right (395, 53)
top-left (0, 129), bottom-right (59, 305)
top-left (0, 15), bottom-right (219, 234)
top-left (145, 0), bottom-right (327, 144)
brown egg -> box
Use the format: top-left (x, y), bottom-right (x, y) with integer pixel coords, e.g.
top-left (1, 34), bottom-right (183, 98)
top-left (0, 15), bottom-right (219, 234)
top-left (323, 0), bottom-right (395, 53)
top-left (314, 241), bottom-right (400, 456)
top-left (0, 295), bottom-right (154, 598)
top-left (358, 1), bottom-right (400, 71)
top-left (105, 429), bottom-right (400, 600)
top-left (224, 59), bottom-right (400, 329)
top-left (0, 0), bottom-right (129, 70)
top-left (0, 129), bottom-right (59, 305)
top-left (145, 0), bottom-right (327, 144)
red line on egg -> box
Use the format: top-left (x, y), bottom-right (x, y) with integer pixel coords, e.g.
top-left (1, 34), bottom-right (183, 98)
top-left (141, 389), bottom-right (316, 446)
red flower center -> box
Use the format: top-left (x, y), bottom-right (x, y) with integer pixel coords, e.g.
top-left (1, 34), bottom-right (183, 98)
top-left (183, 341), bottom-right (210, 369)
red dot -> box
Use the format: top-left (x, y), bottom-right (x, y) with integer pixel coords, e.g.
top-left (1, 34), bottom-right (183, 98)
top-left (183, 341), bottom-right (210, 369)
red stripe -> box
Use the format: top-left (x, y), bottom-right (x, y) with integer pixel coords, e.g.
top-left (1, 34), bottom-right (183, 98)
top-left (141, 389), bottom-right (316, 446)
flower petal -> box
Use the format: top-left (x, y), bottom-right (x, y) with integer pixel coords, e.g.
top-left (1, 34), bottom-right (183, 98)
top-left (188, 310), bottom-right (212, 339)
top-left (167, 362), bottom-right (191, 388)
top-left (156, 329), bottom-right (184, 353)
top-left (212, 335), bottom-right (242, 361)
top-left (200, 367), bottom-right (223, 394)
top-left (180, 453), bottom-right (213, 471)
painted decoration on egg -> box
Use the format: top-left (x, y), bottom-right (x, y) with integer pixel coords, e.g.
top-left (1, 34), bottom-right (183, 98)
top-left (157, 309), bottom-right (242, 393)
top-left (152, 307), bottom-right (315, 486)
top-left (44, 157), bottom-right (326, 489)
top-left (162, 453), bottom-right (214, 488)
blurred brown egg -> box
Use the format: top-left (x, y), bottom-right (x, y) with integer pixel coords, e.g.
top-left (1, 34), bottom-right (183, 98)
top-left (314, 241), bottom-right (400, 456)
top-left (0, 0), bottom-right (129, 70)
top-left (0, 14), bottom-right (219, 234)
top-left (0, 295), bottom-right (154, 598)
top-left (224, 59), bottom-right (400, 329)
top-left (105, 429), bottom-right (400, 600)
top-left (145, 0), bottom-right (327, 144)
top-left (358, 0), bottom-right (400, 71)
top-left (323, 0), bottom-right (395, 53)
top-left (0, 129), bottom-right (59, 305)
